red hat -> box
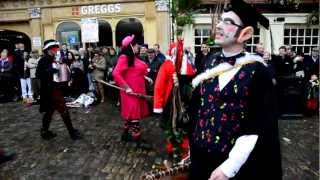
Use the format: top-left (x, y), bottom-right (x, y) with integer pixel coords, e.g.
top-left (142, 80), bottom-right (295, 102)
top-left (122, 34), bottom-right (135, 48)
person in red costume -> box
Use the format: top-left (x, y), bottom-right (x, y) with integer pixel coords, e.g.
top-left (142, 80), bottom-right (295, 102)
top-left (153, 37), bottom-right (196, 165)
top-left (113, 35), bottom-right (153, 149)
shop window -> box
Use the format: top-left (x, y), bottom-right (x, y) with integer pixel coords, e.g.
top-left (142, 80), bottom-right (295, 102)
top-left (56, 22), bottom-right (81, 49)
top-left (245, 28), bottom-right (260, 53)
top-left (194, 27), bottom-right (220, 55)
top-left (115, 18), bottom-right (144, 47)
top-left (284, 26), bottom-right (320, 55)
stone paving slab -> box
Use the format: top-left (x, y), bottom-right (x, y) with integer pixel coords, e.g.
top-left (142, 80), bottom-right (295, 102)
top-left (0, 102), bottom-right (318, 180)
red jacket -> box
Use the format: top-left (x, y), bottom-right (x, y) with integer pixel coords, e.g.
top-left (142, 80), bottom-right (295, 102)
top-left (153, 60), bottom-right (175, 113)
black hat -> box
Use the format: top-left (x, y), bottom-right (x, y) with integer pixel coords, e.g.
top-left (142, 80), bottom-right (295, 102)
top-left (43, 39), bottom-right (59, 50)
top-left (225, 0), bottom-right (269, 29)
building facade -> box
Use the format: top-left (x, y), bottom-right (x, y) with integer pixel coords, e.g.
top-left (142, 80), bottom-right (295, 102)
top-left (181, 0), bottom-right (319, 55)
top-left (0, 0), bottom-right (170, 52)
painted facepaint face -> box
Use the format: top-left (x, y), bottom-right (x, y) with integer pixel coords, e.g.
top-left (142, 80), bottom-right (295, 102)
top-left (215, 11), bottom-right (243, 47)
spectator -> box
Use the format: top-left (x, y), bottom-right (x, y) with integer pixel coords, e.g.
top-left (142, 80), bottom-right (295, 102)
top-left (28, 50), bottom-right (40, 101)
top-left (70, 52), bottom-right (85, 98)
top-left (105, 47), bottom-right (118, 81)
top-left (139, 44), bottom-right (149, 63)
top-left (146, 48), bottom-right (163, 82)
top-left (20, 51), bottom-right (33, 103)
top-left (60, 43), bottom-right (69, 65)
top-left (0, 49), bottom-right (14, 102)
top-left (263, 51), bottom-right (277, 86)
top-left (255, 43), bottom-right (265, 57)
top-left (79, 48), bottom-right (89, 93)
top-left (273, 46), bottom-right (294, 77)
top-left (195, 43), bottom-right (211, 74)
top-left (92, 51), bottom-right (106, 103)
top-left (304, 47), bottom-right (319, 80)
top-left (154, 43), bottom-right (166, 62)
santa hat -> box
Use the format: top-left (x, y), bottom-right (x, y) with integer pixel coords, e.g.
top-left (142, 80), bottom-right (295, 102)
top-left (43, 39), bottom-right (59, 50)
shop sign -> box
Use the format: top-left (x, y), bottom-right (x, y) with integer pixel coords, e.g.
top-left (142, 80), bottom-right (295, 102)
top-left (80, 4), bottom-right (121, 15)
top-left (32, 37), bottom-right (42, 47)
top-left (81, 17), bottom-right (99, 43)
top-left (29, 8), bottom-right (41, 18)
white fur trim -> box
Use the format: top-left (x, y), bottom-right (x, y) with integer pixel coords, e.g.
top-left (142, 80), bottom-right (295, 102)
top-left (192, 62), bottom-right (231, 88)
top-left (43, 41), bottom-right (60, 50)
top-left (153, 108), bottom-right (163, 113)
top-left (191, 52), bottom-right (266, 88)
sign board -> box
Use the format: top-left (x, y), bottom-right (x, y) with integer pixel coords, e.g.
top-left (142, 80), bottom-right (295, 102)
top-left (32, 37), bottom-right (42, 47)
top-left (81, 17), bottom-right (99, 43)
top-left (29, 8), bottom-right (41, 18)
top-left (80, 4), bottom-right (121, 15)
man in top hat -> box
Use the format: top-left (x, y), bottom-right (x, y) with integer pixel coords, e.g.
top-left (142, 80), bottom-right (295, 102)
top-left (36, 39), bottom-right (82, 140)
top-left (189, 0), bottom-right (282, 179)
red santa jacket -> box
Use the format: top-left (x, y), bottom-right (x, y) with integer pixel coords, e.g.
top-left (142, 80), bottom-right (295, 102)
top-left (153, 60), bottom-right (175, 113)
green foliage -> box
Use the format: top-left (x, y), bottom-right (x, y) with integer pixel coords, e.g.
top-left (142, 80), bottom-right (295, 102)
top-left (171, 0), bottom-right (200, 27)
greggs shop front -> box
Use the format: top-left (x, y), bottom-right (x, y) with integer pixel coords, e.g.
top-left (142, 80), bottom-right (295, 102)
top-left (0, 0), bottom-right (170, 52)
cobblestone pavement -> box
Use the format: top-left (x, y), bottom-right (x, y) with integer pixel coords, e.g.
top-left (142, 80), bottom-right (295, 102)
top-left (0, 102), bottom-right (318, 180)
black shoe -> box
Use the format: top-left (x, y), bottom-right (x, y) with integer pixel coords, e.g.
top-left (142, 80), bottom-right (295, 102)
top-left (0, 151), bottom-right (16, 164)
top-left (135, 139), bottom-right (153, 150)
top-left (70, 129), bottom-right (82, 140)
top-left (41, 130), bottom-right (57, 140)
top-left (121, 132), bottom-right (132, 142)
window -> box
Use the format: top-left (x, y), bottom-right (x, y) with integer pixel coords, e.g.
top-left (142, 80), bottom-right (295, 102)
top-left (194, 27), bottom-right (220, 55)
top-left (284, 26), bottom-right (320, 55)
top-left (56, 22), bottom-right (81, 49)
top-left (245, 28), bottom-right (260, 53)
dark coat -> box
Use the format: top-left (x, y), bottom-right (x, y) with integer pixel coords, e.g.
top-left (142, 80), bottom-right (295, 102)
top-left (36, 53), bottom-right (57, 113)
top-left (304, 55), bottom-right (319, 80)
top-left (14, 49), bottom-right (26, 78)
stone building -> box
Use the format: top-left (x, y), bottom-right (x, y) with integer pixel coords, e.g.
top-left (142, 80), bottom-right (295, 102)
top-left (0, 0), bottom-right (170, 52)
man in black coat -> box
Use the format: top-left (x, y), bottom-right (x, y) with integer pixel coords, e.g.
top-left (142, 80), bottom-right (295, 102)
top-left (36, 39), bottom-right (81, 140)
top-left (304, 47), bottom-right (319, 80)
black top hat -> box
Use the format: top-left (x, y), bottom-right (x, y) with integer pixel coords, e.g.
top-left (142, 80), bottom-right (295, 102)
top-left (225, 0), bottom-right (269, 29)
top-left (43, 39), bottom-right (60, 50)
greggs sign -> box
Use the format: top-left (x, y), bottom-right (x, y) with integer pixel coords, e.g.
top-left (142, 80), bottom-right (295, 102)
top-left (80, 4), bottom-right (121, 15)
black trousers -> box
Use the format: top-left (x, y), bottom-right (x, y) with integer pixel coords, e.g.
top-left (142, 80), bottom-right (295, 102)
top-left (42, 87), bottom-right (75, 134)
top-left (189, 146), bottom-right (227, 180)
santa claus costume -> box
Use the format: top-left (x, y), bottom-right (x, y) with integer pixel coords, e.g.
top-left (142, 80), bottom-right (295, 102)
top-left (153, 38), bottom-right (196, 163)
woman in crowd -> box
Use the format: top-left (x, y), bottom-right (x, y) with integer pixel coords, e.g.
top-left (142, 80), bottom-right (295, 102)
top-left (92, 51), bottom-right (106, 102)
top-left (20, 51), bottom-right (33, 103)
top-left (70, 52), bottom-right (85, 98)
top-left (28, 50), bottom-right (40, 101)
top-left (0, 49), bottom-right (14, 102)
top-left (113, 35), bottom-right (152, 148)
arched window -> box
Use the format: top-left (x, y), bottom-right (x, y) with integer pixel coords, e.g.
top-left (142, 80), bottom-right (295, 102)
top-left (56, 22), bottom-right (81, 49)
top-left (98, 20), bottom-right (113, 47)
top-left (116, 18), bottom-right (144, 47)
top-left (0, 30), bottom-right (31, 52)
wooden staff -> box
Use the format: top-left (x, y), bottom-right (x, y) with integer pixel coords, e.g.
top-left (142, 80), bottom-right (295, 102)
top-left (141, 161), bottom-right (191, 180)
top-left (97, 79), bottom-right (153, 101)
